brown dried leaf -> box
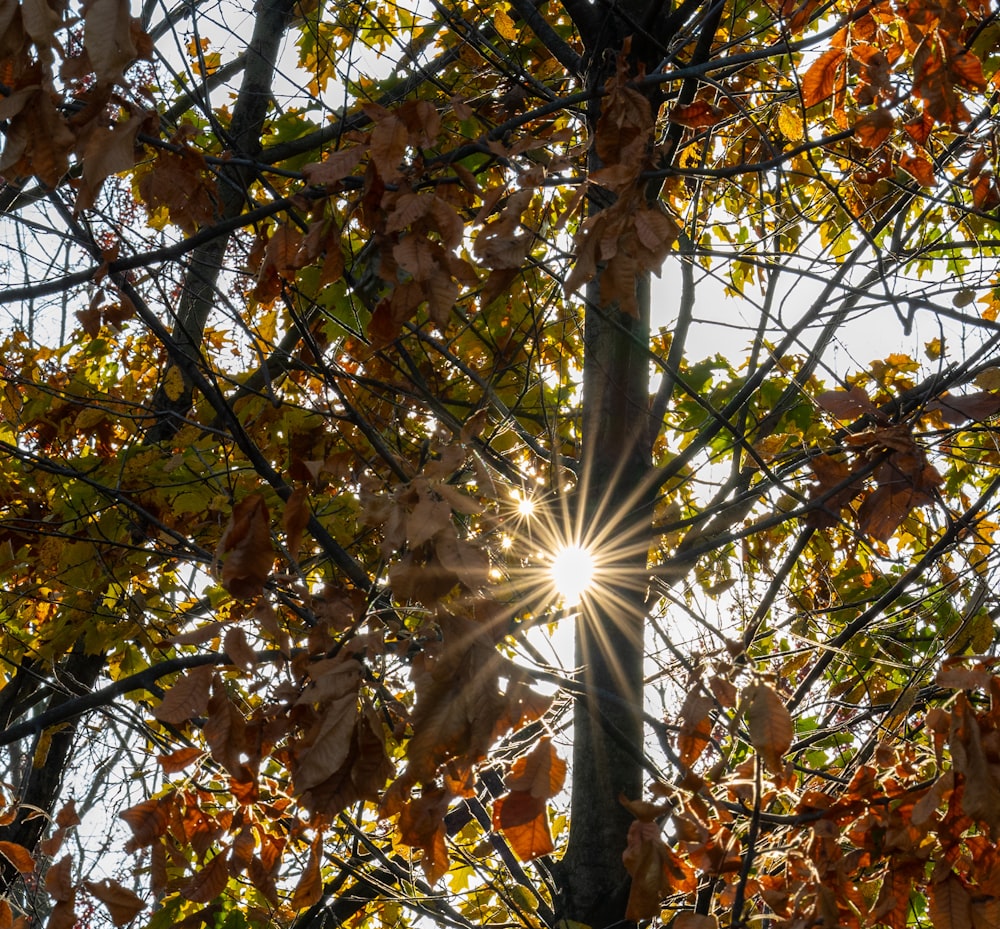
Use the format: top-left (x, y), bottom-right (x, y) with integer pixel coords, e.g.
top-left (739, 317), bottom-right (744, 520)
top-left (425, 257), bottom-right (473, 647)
top-left (815, 386), bottom-right (875, 419)
top-left (745, 682), bottom-right (793, 775)
top-left (156, 746), bottom-right (205, 774)
top-left (45, 855), bottom-right (73, 903)
top-left (120, 795), bottom-right (172, 851)
top-left (84, 0), bottom-right (138, 82)
top-left (492, 791), bottom-right (553, 860)
top-left (82, 878), bottom-right (145, 927)
top-left (152, 664), bottom-right (214, 725)
top-left (930, 875), bottom-right (972, 929)
top-left (290, 838), bottom-right (324, 910)
top-left (928, 392), bottom-right (1000, 425)
top-left (45, 901), bottom-right (76, 929)
top-left (677, 691), bottom-right (714, 768)
top-left (182, 851), bottom-right (229, 903)
top-left (54, 801), bottom-right (79, 829)
top-left (302, 146), bottom-right (365, 186)
top-left (219, 494), bottom-right (274, 600)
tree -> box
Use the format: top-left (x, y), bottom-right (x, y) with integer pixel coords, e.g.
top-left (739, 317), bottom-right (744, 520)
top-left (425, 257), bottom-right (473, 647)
top-left (3, 0), bottom-right (1000, 926)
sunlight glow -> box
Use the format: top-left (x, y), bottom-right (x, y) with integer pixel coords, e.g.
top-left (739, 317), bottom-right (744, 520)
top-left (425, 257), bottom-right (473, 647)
top-left (551, 545), bottom-right (595, 605)
top-left (517, 495), bottom-right (536, 518)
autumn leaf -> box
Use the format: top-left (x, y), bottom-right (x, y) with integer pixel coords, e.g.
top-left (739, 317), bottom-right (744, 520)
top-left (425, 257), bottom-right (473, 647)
top-left (745, 682), bottom-right (793, 775)
top-left (677, 690), bottom-right (714, 768)
top-left (927, 392), bottom-right (1000, 425)
top-left (151, 664), bottom-right (214, 724)
top-left (290, 837), bottom-right (324, 910)
top-left (156, 746), bottom-right (205, 773)
top-left (815, 386), bottom-right (875, 420)
top-left (504, 737), bottom-right (566, 799)
top-left (492, 791), bottom-right (554, 860)
top-left (219, 494), bottom-right (274, 600)
top-left (82, 879), bottom-right (145, 927)
top-left (44, 855), bottom-right (73, 902)
top-left (0, 841), bottom-right (35, 874)
top-left (802, 46), bottom-right (846, 107)
top-left (182, 850), bottom-right (230, 903)
top-left (120, 795), bottom-right (173, 852)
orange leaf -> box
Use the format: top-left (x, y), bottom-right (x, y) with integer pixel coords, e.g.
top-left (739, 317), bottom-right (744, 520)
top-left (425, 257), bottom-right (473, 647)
top-left (504, 737), bottom-right (566, 799)
top-left (677, 691), bottom-right (714, 768)
top-left (0, 841), bottom-right (35, 874)
top-left (899, 152), bottom-right (936, 187)
top-left (156, 746), bottom-right (204, 774)
top-left (219, 494), bottom-right (274, 600)
top-left (854, 109), bottom-right (894, 149)
top-left (120, 795), bottom-right (173, 851)
top-left (0, 899), bottom-right (11, 929)
top-left (669, 100), bottom-right (725, 129)
top-left (745, 682), bottom-right (793, 775)
top-left (152, 664), bottom-right (214, 725)
top-left (622, 819), bottom-right (669, 920)
top-left (802, 47), bottom-right (846, 108)
top-left (492, 791), bottom-right (554, 861)
top-left (181, 851), bottom-right (230, 903)
top-left (82, 878), bottom-right (145, 927)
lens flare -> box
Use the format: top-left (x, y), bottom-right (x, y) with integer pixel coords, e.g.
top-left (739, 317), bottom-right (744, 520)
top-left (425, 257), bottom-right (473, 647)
top-left (550, 544), bottom-right (595, 605)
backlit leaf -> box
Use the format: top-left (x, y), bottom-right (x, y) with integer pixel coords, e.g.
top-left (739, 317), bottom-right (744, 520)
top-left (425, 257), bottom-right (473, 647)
top-left (745, 682), bottom-right (793, 775)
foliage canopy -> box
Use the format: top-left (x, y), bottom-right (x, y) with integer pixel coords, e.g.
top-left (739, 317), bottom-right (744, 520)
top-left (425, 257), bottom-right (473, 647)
top-left (4, 0), bottom-right (1000, 927)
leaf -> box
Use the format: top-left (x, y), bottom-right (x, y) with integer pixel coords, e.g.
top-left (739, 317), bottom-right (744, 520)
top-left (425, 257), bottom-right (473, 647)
top-left (45, 901), bottom-right (76, 929)
top-left (84, 0), bottom-right (139, 82)
top-left (622, 819), bottom-right (670, 920)
top-left (219, 494), bottom-right (274, 600)
top-left (181, 851), bottom-right (230, 903)
top-left (899, 152), bottom-right (936, 187)
top-left (928, 392), bottom-right (1000, 425)
top-left (369, 113), bottom-right (408, 179)
top-left (223, 626), bottom-right (256, 672)
top-left (669, 101), bottom-right (725, 129)
top-left (44, 855), bottom-right (73, 903)
top-left (120, 795), bottom-right (173, 851)
top-left (82, 879), bottom-right (145, 926)
top-left (290, 838), bottom-right (324, 910)
top-left (504, 738), bottom-right (566, 799)
top-left (745, 682), bottom-right (793, 775)
top-left (156, 746), bottom-right (205, 773)
top-left (493, 8), bottom-right (517, 40)
top-left (0, 842), bottom-right (35, 874)
top-left (302, 147), bottom-right (365, 186)
top-left (492, 791), bottom-right (554, 860)
top-left (930, 875), bottom-right (972, 929)
top-left (54, 801), bottom-right (79, 829)
top-left (802, 47), bottom-right (846, 107)
top-left (815, 386), bottom-right (875, 419)
top-left (151, 664), bottom-right (214, 724)
top-left (677, 691), bottom-right (714, 767)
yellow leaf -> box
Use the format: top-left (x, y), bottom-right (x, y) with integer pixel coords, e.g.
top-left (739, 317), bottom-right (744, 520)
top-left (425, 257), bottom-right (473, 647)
top-left (777, 105), bottom-right (803, 141)
top-left (493, 8), bottom-right (517, 40)
top-left (162, 365), bottom-right (186, 402)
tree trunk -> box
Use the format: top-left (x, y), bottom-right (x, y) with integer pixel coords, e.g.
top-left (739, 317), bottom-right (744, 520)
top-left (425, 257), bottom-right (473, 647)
top-left (556, 266), bottom-right (654, 926)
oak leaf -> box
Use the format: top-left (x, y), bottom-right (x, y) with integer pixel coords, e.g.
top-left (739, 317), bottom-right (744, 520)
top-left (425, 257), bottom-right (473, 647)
top-left (82, 878), bottom-right (145, 926)
top-left (219, 494), bottom-right (274, 600)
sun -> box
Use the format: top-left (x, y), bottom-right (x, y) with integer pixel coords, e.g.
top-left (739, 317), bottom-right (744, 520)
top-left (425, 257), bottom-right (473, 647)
top-left (550, 544), bottom-right (596, 605)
